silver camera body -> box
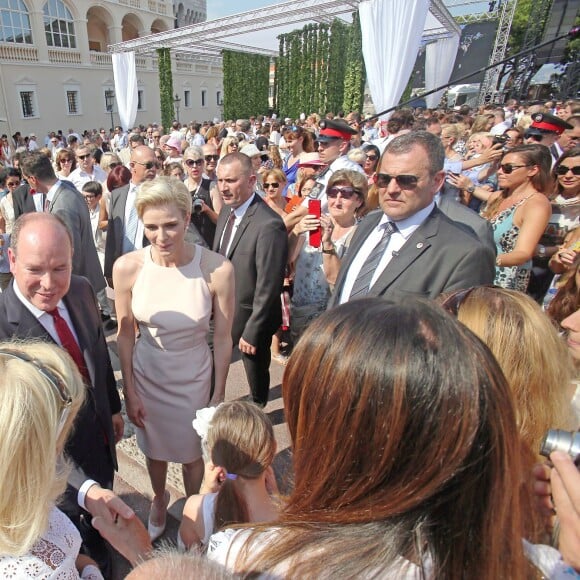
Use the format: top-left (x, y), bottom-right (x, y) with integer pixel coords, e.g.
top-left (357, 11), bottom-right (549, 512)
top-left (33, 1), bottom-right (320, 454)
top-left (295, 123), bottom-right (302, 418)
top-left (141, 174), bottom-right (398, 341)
top-left (540, 429), bottom-right (580, 465)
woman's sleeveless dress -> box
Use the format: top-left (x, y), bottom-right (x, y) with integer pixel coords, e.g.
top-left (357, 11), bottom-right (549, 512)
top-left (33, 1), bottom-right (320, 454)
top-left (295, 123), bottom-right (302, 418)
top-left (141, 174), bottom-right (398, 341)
top-left (131, 246), bottom-right (212, 463)
top-left (490, 196), bottom-right (534, 291)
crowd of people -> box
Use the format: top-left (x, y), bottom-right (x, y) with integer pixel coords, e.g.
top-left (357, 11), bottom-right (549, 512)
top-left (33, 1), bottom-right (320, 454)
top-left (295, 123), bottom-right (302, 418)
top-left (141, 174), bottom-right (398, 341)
top-left (0, 97), bottom-right (579, 578)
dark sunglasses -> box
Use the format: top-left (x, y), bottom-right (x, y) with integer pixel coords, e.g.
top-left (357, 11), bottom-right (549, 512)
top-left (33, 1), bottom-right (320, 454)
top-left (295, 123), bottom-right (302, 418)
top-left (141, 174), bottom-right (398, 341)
top-left (77, 153), bottom-right (91, 160)
top-left (327, 186), bottom-right (359, 199)
top-left (376, 173), bottom-right (418, 189)
top-left (108, 162), bottom-right (121, 169)
top-left (366, 155), bottom-right (378, 161)
top-left (204, 155), bottom-right (219, 162)
top-left (134, 161), bottom-right (158, 170)
top-left (556, 165), bottom-right (580, 176)
top-left (499, 163), bottom-right (529, 174)
top-left (264, 182), bottom-right (279, 189)
top-left (185, 158), bottom-right (204, 167)
top-left (6, 180), bottom-right (20, 187)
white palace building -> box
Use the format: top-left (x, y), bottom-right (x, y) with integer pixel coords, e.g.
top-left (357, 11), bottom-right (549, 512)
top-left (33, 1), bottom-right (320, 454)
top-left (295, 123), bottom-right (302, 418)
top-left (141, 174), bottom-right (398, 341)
top-left (0, 0), bottom-right (223, 138)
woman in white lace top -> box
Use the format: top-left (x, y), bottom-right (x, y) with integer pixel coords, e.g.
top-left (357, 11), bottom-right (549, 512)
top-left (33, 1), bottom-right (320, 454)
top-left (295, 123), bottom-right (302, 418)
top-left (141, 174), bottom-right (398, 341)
top-left (0, 342), bottom-right (103, 579)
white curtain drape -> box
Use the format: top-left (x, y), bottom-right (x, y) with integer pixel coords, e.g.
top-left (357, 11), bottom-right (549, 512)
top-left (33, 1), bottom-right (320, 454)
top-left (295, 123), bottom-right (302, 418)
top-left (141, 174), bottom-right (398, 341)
top-left (425, 34), bottom-right (460, 108)
top-left (112, 52), bottom-right (138, 131)
top-left (359, 0), bottom-right (430, 119)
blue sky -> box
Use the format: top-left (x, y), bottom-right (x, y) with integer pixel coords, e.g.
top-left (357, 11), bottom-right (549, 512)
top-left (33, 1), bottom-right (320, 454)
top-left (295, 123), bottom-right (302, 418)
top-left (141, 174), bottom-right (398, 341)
top-left (207, 1), bottom-right (491, 20)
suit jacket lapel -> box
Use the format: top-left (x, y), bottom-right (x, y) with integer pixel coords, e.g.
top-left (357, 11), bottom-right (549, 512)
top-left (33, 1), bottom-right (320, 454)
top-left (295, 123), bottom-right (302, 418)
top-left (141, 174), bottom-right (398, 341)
top-left (4, 283), bottom-right (54, 343)
top-left (367, 208), bottom-right (441, 297)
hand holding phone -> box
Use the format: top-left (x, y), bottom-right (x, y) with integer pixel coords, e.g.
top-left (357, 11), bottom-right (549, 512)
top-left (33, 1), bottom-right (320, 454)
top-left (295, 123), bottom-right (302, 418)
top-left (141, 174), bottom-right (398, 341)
top-left (308, 199), bottom-right (322, 248)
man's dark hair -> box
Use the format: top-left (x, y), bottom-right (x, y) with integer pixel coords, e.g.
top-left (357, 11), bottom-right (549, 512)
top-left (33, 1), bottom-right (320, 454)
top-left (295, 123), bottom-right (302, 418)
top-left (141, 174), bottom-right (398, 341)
top-left (130, 133), bottom-right (145, 145)
top-left (385, 131), bottom-right (445, 175)
top-left (20, 151), bottom-right (57, 182)
top-left (82, 180), bottom-right (103, 197)
top-left (220, 152), bottom-right (253, 176)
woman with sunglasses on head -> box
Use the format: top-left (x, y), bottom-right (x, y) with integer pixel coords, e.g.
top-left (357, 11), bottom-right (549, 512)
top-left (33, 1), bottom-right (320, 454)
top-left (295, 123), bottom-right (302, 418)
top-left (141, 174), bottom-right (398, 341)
top-left (0, 341), bottom-right (104, 578)
top-left (481, 144), bottom-right (552, 291)
top-left (289, 170), bottom-right (365, 342)
top-left (530, 147), bottom-right (580, 303)
top-left (281, 126), bottom-right (315, 195)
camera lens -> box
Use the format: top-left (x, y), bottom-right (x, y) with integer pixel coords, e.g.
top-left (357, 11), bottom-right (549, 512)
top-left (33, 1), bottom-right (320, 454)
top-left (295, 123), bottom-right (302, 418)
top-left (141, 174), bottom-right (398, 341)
top-left (540, 429), bottom-right (580, 464)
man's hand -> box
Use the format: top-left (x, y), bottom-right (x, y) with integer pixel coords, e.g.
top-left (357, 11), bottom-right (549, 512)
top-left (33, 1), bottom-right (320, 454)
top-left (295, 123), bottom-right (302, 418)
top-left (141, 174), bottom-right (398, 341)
top-left (239, 337), bottom-right (257, 355)
top-left (112, 413), bottom-right (124, 443)
top-left (479, 142), bottom-right (504, 164)
top-left (85, 485), bottom-right (135, 524)
top-left (92, 512), bottom-right (151, 567)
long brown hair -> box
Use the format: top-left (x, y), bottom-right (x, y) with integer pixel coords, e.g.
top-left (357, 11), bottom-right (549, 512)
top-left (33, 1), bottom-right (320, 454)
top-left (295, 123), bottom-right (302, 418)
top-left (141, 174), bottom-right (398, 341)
top-left (235, 299), bottom-right (527, 579)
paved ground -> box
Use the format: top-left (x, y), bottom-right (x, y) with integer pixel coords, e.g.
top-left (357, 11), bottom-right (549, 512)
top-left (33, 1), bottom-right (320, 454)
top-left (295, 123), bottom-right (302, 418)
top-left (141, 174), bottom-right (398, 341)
top-left (106, 331), bottom-right (291, 578)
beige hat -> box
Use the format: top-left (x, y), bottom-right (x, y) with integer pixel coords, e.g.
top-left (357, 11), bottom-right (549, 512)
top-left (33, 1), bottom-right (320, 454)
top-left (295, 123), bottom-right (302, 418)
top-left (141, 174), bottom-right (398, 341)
top-left (297, 152), bottom-right (325, 167)
top-left (240, 144), bottom-right (261, 158)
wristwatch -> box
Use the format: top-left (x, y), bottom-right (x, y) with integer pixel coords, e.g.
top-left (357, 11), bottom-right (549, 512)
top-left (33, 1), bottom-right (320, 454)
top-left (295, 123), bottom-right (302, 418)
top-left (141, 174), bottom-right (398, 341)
top-left (322, 243), bottom-right (336, 255)
top-left (466, 185), bottom-right (475, 194)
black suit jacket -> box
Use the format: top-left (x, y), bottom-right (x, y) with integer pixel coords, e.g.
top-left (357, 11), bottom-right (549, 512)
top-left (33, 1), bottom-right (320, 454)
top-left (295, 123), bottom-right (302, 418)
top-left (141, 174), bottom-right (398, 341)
top-left (104, 183), bottom-right (150, 280)
top-left (12, 182), bottom-right (34, 219)
top-left (213, 195), bottom-right (288, 345)
top-left (0, 276), bottom-right (121, 488)
top-left (329, 207), bottom-right (495, 308)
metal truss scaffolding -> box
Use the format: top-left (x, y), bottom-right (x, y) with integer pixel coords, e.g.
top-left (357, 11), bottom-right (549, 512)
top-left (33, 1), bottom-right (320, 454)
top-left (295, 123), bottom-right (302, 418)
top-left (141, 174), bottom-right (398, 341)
top-left (108, 0), bottom-right (460, 59)
top-left (478, 0), bottom-right (517, 104)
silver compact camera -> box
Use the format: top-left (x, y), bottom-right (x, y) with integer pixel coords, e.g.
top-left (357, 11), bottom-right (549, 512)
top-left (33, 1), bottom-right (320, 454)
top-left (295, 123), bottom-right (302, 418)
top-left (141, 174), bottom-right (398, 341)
top-left (540, 429), bottom-right (580, 465)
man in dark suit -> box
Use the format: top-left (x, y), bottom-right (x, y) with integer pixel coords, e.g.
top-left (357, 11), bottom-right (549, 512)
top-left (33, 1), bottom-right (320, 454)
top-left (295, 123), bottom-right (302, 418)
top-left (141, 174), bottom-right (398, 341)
top-left (0, 213), bottom-right (123, 576)
top-left (329, 132), bottom-right (495, 307)
top-left (18, 151), bottom-right (106, 295)
top-left (213, 153), bottom-right (287, 406)
top-left (104, 145), bottom-right (158, 280)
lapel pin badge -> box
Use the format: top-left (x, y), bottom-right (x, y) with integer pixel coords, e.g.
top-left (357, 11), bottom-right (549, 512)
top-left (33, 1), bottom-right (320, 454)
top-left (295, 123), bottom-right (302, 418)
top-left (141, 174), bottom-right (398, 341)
top-left (416, 242), bottom-right (424, 249)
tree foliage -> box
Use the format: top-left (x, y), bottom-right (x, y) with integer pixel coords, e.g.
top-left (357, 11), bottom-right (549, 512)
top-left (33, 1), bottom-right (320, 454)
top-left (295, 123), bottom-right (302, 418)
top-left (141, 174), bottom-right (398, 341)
top-left (222, 50), bottom-right (270, 120)
top-left (157, 48), bottom-right (174, 130)
top-left (275, 14), bottom-right (365, 119)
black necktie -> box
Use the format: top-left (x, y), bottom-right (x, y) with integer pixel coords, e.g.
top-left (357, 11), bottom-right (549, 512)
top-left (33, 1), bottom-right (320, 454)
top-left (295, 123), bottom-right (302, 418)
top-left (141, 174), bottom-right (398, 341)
top-left (219, 211), bottom-right (236, 255)
top-left (349, 221), bottom-right (398, 300)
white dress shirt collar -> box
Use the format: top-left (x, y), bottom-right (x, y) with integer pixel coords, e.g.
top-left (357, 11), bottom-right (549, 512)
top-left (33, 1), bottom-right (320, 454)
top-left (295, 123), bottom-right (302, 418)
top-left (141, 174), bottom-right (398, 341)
top-left (12, 278), bottom-right (65, 319)
top-left (378, 201), bottom-right (435, 239)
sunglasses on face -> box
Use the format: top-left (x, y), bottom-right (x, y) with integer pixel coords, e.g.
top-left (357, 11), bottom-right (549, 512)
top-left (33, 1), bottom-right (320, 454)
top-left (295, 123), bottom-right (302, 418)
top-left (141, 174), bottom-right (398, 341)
top-left (499, 163), bottom-right (529, 174)
top-left (134, 161), bottom-right (158, 170)
top-left (61, 158), bottom-right (73, 163)
top-left (185, 158), bottom-right (204, 167)
top-left (6, 180), bottom-right (20, 187)
top-left (375, 173), bottom-right (419, 189)
top-left (264, 182), bottom-right (280, 189)
top-left (327, 186), bottom-right (359, 199)
top-left (556, 165), bottom-right (580, 176)
top-left (108, 162), bottom-right (121, 169)
top-left (205, 155), bottom-right (219, 162)
top-left (77, 153), bottom-right (91, 160)
top-left (366, 155), bottom-right (378, 161)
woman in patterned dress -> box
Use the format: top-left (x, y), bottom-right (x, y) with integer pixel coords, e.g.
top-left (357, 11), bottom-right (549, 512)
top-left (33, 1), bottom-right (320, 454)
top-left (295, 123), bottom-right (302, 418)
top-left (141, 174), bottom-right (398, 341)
top-left (481, 144), bottom-right (552, 291)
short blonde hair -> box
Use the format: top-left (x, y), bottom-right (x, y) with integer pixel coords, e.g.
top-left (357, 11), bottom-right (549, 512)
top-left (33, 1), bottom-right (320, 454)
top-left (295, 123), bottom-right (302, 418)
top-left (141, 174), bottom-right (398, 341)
top-left (346, 148), bottom-right (366, 166)
top-left (135, 176), bottom-right (191, 219)
top-left (447, 287), bottom-right (575, 461)
top-left (100, 152), bottom-right (121, 173)
top-left (0, 341), bottom-right (85, 556)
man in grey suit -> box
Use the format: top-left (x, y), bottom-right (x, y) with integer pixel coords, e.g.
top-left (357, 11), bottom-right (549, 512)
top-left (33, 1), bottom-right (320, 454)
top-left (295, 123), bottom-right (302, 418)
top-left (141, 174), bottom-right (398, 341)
top-left (329, 132), bottom-right (495, 307)
top-left (19, 152), bottom-right (105, 295)
top-left (104, 145), bottom-right (158, 281)
top-left (436, 189), bottom-right (496, 258)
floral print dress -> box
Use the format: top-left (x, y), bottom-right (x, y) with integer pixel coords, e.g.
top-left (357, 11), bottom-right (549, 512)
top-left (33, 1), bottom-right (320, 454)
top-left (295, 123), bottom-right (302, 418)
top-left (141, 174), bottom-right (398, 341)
top-left (489, 195), bottom-right (535, 291)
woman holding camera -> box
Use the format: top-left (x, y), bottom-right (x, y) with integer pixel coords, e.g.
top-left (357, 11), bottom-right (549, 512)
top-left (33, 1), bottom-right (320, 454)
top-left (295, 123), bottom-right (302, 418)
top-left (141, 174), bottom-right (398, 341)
top-left (114, 176), bottom-right (234, 542)
top-left (183, 146), bottom-right (222, 248)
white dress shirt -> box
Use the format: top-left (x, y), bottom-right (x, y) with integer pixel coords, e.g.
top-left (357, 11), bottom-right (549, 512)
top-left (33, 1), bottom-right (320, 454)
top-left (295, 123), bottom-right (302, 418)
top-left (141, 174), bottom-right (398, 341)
top-left (339, 202), bottom-right (435, 304)
top-left (219, 193), bottom-right (256, 255)
top-left (123, 182), bottom-right (145, 251)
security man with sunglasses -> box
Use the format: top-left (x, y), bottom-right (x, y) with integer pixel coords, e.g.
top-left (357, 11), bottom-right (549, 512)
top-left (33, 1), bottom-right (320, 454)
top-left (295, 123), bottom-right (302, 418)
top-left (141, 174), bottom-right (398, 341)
top-left (104, 145), bottom-right (158, 282)
top-left (329, 131), bottom-right (495, 307)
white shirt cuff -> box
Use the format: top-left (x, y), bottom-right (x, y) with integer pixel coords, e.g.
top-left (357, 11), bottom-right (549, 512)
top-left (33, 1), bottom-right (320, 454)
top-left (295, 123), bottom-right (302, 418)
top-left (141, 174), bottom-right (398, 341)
top-left (78, 479), bottom-right (99, 511)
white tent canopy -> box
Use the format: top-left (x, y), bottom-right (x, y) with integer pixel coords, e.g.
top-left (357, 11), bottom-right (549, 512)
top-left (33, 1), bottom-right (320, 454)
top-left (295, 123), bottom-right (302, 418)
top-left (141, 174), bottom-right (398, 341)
top-left (108, 0), bottom-right (459, 60)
